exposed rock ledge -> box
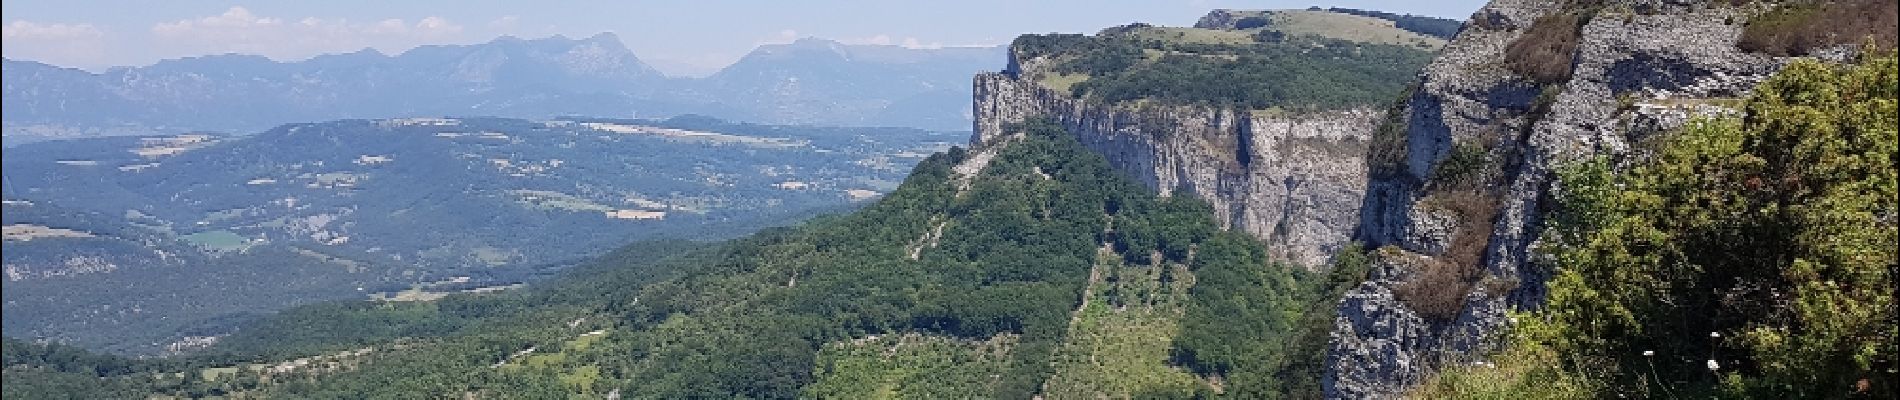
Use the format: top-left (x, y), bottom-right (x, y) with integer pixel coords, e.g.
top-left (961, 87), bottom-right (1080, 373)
top-left (1328, 0), bottom-right (1795, 398)
top-left (972, 68), bottom-right (1375, 268)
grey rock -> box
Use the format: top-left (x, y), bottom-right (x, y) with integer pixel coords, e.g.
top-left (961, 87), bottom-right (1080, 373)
top-left (1326, 0), bottom-right (1798, 398)
top-left (972, 68), bottom-right (1374, 269)
top-left (1193, 9), bottom-right (1268, 30)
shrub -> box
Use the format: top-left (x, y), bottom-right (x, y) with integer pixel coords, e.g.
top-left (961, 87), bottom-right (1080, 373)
top-left (1738, 0), bottom-right (1897, 56)
top-left (1430, 141), bottom-right (1491, 187)
top-left (1503, 13), bottom-right (1585, 84)
top-left (1511, 54), bottom-right (1899, 398)
top-left (1393, 257), bottom-right (1479, 321)
top-left (1394, 189), bottom-right (1499, 321)
top-left (1233, 16), bottom-right (1271, 30)
top-left (1365, 89), bottom-right (1416, 179)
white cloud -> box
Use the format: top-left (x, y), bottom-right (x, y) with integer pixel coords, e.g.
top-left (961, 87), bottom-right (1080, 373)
top-left (841, 33), bottom-right (995, 50)
top-left (488, 15), bottom-right (520, 30)
top-left (151, 6), bottom-right (279, 35)
top-left (843, 34), bottom-right (894, 46)
top-left (3, 20), bottom-right (105, 40)
top-left (758, 29), bottom-right (800, 45)
top-left (149, 6), bottom-right (468, 61)
top-left (2, 20), bottom-right (110, 67)
top-left (901, 37), bottom-right (935, 49)
top-left (417, 17), bottom-right (461, 36)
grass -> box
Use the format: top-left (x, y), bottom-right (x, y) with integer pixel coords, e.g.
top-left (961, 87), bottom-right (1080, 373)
top-left (470, 246), bottom-right (516, 266)
top-left (509, 190), bottom-right (614, 212)
top-left (1039, 249), bottom-right (1208, 398)
top-left (496, 329), bottom-right (614, 393)
top-left (181, 230), bottom-right (251, 252)
top-left (803, 333), bottom-right (1020, 399)
top-left (199, 367), bottom-right (242, 381)
top-left (1408, 334), bottom-right (1603, 399)
top-left (1262, 10), bottom-right (1448, 48)
top-left (289, 247), bottom-right (366, 273)
top-left (1125, 26), bottom-right (1258, 46)
top-left (1036, 72), bottom-right (1093, 95)
top-left (1504, 13), bottom-right (1585, 84)
top-left (1739, 0), bottom-right (1897, 56)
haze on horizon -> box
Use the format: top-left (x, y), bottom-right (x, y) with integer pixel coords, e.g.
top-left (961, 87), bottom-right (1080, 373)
top-left (2, 0), bottom-right (1486, 77)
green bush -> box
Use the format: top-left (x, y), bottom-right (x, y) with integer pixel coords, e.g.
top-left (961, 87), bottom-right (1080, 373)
top-left (1503, 13), bottom-right (1585, 84)
top-left (1445, 53), bottom-right (1899, 398)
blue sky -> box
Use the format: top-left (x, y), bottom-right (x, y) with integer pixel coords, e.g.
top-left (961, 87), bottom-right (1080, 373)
top-left (2, 0), bottom-right (1487, 76)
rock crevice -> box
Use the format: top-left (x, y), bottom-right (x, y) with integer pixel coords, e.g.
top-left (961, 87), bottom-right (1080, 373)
top-left (972, 70), bottom-right (1374, 268)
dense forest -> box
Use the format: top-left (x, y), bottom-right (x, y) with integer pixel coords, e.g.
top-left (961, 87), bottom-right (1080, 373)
top-left (2, 119), bottom-right (1360, 398)
top-left (1418, 52), bottom-right (1897, 398)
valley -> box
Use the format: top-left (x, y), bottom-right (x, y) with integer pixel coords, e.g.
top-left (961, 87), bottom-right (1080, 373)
top-left (3, 1), bottom-right (1895, 399)
top-left (3, 115), bottom-right (954, 354)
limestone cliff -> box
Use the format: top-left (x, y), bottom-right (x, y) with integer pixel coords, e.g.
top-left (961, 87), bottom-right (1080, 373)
top-left (971, 50), bottom-right (1375, 268)
top-left (1325, 0), bottom-right (1817, 397)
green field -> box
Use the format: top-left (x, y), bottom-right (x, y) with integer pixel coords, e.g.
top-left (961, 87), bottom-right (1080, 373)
top-left (180, 230), bottom-right (251, 252)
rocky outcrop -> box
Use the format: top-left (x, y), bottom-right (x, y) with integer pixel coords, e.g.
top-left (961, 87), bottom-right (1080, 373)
top-left (971, 55), bottom-right (1375, 268)
top-left (1327, 0), bottom-right (1796, 398)
top-left (1193, 9), bottom-right (1269, 30)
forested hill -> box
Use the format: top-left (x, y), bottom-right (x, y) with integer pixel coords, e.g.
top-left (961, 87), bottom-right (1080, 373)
top-left (1, 118), bottom-right (1366, 398)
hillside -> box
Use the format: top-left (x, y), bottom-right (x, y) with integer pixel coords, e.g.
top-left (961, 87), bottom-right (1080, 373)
top-left (6, 2), bottom-right (1894, 399)
top-left (2, 115), bottom-right (953, 354)
top-left (2, 119), bottom-right (1357, 399)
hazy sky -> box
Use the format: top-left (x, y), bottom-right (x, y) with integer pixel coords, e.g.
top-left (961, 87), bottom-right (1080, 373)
top-left (2, 0), bottom-right (1487, 77)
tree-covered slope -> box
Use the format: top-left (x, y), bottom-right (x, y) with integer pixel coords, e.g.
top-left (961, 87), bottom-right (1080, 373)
top-left (4, 119), bottom-right (1355, 399)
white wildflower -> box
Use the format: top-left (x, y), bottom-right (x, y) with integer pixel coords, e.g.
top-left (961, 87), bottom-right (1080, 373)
top-left (1710, 331), bottom-right (1722, 338)
top-left (1643, 350), bottom-right (1655, 356)
top-left (1707, 359), bottom-right (1721, 370)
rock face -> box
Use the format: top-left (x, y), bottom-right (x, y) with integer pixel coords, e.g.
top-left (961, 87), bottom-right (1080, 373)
top-left (1326, 0), bottom-right (1797, 398)
top-left (971, 51), bottom-right (1375, 268)
top-left (1192, 9), bottom-right (1268, 30)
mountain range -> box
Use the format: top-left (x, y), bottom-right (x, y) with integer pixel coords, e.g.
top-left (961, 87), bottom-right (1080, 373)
top-left (1, 34), bottom-right (1005, 145)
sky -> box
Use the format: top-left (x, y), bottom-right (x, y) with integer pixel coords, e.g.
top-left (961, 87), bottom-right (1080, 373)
top-left (2, 0), bottom-right (1488, 77)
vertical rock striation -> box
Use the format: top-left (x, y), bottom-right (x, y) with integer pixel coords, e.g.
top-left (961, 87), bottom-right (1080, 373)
top-left (971, 54), bottom-right (1376, 268)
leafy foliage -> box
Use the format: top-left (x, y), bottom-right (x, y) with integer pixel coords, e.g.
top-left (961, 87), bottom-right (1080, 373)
top-left (1431, 53), bottom-right (1899, 398)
